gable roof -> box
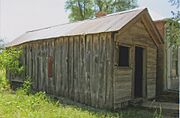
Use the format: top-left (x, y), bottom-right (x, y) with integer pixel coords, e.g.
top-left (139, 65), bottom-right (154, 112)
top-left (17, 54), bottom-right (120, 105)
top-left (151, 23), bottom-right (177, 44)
top-left (7, 8), bottom-right (163, 47)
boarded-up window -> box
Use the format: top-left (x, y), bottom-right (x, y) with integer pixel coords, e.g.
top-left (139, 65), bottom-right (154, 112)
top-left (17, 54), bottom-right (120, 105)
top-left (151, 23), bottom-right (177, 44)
top-left (119, 46), bottom-right (129, 67)
top-left (48, 56), bottom-right (53, 78)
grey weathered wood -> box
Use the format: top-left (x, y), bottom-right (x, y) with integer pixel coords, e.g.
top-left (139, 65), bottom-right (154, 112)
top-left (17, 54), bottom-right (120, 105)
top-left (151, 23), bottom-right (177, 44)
top-left (99, 33), bottom-right (106, 108)
top-left (85, 35), bottom-right (91, 105)
top-left (73, 36), bottom-right (79, 101)
top-left (90, 34), bottom-right (95, 107)
top-left (106, 33), bottom-right (113, 108)
top-left (68, 37), bottom-right (74, 99)
top-left (54, 39), bottom-right (58, 95)
top-left (34, 44), bottom-right (38, 90)
top-left (56, 39), bottom-right (61, 96)
top-left (64, 37), bottom-right (69, 97)
top-left (80, 35), bottom-right (85, 103)
top-left (114, 20), bottom-right (157, 109)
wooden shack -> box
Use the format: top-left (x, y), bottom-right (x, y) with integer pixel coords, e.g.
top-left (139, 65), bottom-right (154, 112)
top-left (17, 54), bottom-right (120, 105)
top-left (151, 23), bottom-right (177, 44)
top-left (7, 8), bottom-right (164, 110)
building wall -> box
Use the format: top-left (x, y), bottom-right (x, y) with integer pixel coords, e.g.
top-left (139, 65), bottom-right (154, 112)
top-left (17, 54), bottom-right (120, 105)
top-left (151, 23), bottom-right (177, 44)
top-left (113, 20), bottom-right (157, 109)
top-left (155, 20), bottom-right (179, 91)
top-left (9, 32), bottom-right (114, 109)
top-left (166, 46), bottom-right (179, 90)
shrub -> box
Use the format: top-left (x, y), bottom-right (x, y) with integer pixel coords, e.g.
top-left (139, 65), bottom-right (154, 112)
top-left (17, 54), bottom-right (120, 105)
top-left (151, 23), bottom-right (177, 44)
top-left (0, 70), bottom-right (10, 92)
top-left (21, 77), bottom-right (32, 94)
top-left (0, 47), bottom-right (23, 75)
top-left (0, 47), bottom-right (24, 92)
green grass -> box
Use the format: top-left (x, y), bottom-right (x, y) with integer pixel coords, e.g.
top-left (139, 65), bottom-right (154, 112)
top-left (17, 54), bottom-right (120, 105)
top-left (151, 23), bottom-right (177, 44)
top-left (0, 71), bottom-right (159, 118)
top-left (0, 91), bottom-right (155, 118)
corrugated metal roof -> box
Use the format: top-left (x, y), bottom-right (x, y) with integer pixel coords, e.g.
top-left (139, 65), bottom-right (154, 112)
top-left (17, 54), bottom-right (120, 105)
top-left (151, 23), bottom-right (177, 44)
top-left (8, 8), bottom-right (146, 47)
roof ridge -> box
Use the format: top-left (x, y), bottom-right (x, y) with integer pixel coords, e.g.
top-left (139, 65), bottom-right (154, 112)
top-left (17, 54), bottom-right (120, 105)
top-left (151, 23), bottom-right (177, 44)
top-left (27, 7), bottom-right (145, 33)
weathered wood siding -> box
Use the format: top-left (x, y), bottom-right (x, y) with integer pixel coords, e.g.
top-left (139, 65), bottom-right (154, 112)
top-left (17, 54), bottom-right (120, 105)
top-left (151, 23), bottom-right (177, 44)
top-left (113, 68), bottom-right (132, 109)
top-left (156, 44), bottom-right (165, 95)
top-left (114, 20), bottom-right (157, 109)
top-left (11, 32), bottom-right (114, 109)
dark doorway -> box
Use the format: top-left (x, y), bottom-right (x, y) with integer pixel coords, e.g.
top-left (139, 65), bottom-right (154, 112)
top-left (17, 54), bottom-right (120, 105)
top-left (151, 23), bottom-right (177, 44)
top-left (134, 47), bottom-right (143, 98)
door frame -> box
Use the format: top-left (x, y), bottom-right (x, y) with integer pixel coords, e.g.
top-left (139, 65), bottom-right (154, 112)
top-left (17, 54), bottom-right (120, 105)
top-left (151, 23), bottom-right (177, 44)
top-left (132, 45), bottom-right (147, 99)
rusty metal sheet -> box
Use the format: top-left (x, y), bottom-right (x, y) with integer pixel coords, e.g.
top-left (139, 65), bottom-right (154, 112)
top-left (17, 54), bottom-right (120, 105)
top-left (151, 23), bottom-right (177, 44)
top-left (7, 8), bottom-right (145, 47)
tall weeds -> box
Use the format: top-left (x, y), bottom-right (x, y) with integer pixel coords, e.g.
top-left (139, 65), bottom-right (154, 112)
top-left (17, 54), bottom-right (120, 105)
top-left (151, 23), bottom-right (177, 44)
top-left (0, 70), bottom-right (10, 92)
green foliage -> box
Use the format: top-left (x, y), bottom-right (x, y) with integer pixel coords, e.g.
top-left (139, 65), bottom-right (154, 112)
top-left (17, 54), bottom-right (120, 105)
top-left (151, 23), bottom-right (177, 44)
top-left (16, 77), bottom-right (32, 95)
top-left (167, 0), bottom-right (180, 48)
top-left (0, 90), bottom-right (157, 118)
top-left (0, 71), bottom-right (10, 92)
top-left (0, 73), bottom-right (161, 118)
top-left (65, 0), bottom-right (137, 22)
top-left (166, 18), bottom-right (180, 48)
top-left (0, 59), bottom-right (163, 117)
top-left (0, 72), bottom-right (161, 118)
top-left (0, 47), bottom-right (24, 75)
top-left (65, 0), bottom-right (94, 21)
top-left (94, 0), bottom-right (137, 14)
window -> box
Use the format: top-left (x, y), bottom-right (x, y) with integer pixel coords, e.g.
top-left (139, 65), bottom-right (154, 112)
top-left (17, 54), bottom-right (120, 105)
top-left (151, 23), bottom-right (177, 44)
top-left (48, 56), bottom-right (53, 78)
top-left (119, 46), bottom-right (130, 67)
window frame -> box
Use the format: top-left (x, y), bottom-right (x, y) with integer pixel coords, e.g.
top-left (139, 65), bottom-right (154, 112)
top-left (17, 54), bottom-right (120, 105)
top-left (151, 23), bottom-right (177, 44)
top-left (118, 45), bottom-right (131, 67)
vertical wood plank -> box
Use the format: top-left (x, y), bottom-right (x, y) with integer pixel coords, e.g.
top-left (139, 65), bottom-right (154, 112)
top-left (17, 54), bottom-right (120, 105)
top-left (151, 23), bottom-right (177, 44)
top-left (40, 43), bottom-right (43, 91)
top-left (52, 40), bottom-right (56, 95)
top-left (85, 35), bottom-right (91, 105)
top-left (98, 33), bottom-right (106, 108)
top-left (32, 44), bottom-right (35, 90)
top-left (61, 38), bottom-right (65, 96)
top-left (59, 38), bottom-right (63, 96)
top-left (90, 34), bottom-right (96, 107)
top-left (106, 33), bottom-right (113, 108)
top-left (94, 34), bottom-right (100, 108)
top-left (73, 36), bottom-right (78, 101)
top-left (44, 42), bottom-right (48, 93)
top-left (81, 35), bottom-right (86, 104)
top-left (34, 43), bottom-right (38, 90)
top-left (68, 37), bottom-right (74, 99)
top-left (54, 39), bottom-right (58, 95)
top-left (42, 42), bottom-right (46, 91)
top-left (80, 35), bottom-right (85, 103)
top-left (64, 37), bottom-right (69, 97)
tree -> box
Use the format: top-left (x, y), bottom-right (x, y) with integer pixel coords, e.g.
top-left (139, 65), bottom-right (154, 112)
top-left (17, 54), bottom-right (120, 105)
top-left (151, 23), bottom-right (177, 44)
top-left (65, 0), bottom-right (137, 22)
top-left (94, 0), bottom-right (137, 13)
top-left (166, 18), bottom-right (180, 48)
top-left (169, 0), bottom-right (180, 8)
top-left (166, 0), bottom-right (180, 48)
top-left (65, 0), bottom-right (94, 21)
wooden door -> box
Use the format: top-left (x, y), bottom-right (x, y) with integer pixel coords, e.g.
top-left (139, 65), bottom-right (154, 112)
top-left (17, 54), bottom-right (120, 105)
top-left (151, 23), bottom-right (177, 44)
top-left (134, 47), bottom-right (143, 98)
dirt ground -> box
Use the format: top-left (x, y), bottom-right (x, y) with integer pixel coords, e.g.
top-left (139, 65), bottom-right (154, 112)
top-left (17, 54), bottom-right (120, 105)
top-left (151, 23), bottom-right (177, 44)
top-left (156, 91), bottom-right (179, 103)
top-left (156, 91), bottom-right (179, 118)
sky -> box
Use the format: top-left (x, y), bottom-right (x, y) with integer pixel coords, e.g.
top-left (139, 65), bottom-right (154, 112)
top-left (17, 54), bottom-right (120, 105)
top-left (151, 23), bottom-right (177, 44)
top-left (0, 0), bottom-right (178, 43)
